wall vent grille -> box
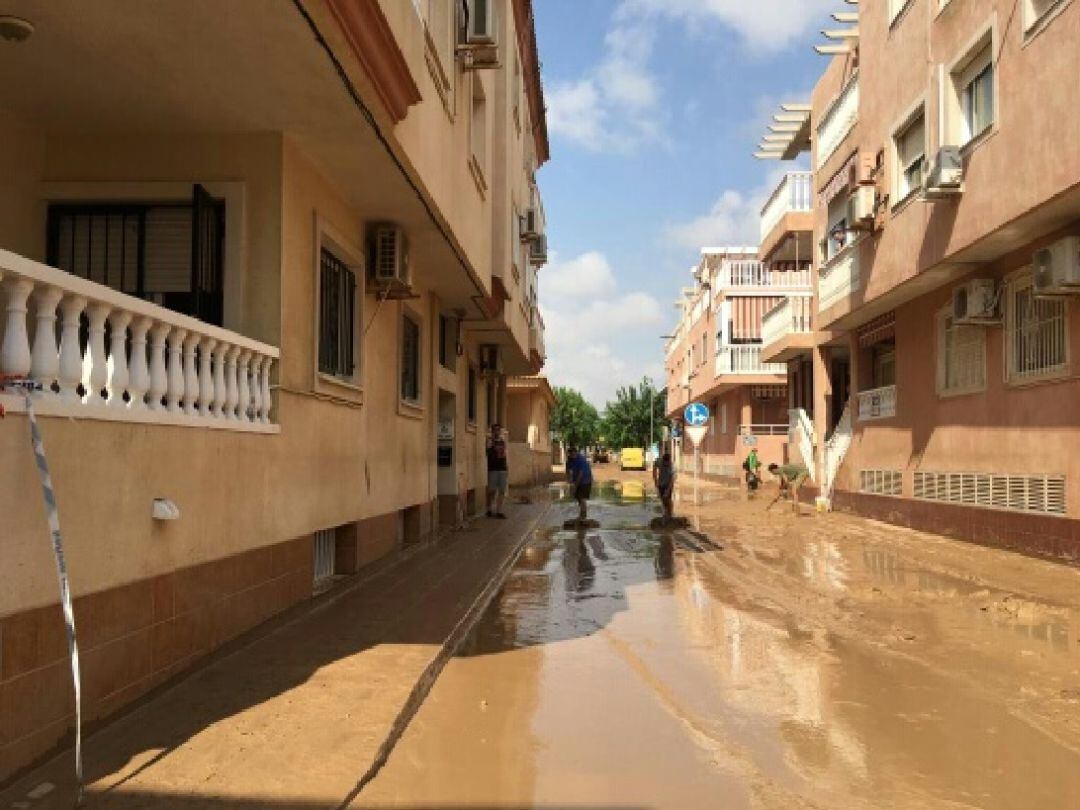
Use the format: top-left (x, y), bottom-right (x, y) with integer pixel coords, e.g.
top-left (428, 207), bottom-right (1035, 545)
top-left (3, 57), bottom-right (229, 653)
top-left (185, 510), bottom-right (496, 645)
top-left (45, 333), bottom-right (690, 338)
top-left (860, 469), bottom-right (903, 496)
top-left (913, 471), bottom-right (1066, 516)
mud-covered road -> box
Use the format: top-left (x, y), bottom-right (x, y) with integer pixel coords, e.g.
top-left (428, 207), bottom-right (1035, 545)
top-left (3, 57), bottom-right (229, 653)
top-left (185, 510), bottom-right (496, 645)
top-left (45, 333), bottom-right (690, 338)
top-left (357, 473), bottom-right (1080, 809)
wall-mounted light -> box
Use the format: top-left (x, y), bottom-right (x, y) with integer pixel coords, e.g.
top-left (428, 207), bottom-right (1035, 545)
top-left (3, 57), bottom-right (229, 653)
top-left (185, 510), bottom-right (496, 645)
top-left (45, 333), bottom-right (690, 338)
top-left (0, 16), bottom-right (34, 42)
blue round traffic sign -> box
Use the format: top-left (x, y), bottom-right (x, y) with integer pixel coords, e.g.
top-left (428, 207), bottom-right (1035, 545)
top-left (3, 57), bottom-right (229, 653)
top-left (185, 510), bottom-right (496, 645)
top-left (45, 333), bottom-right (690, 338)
top-left (684, 402), bottom-right (709, 426)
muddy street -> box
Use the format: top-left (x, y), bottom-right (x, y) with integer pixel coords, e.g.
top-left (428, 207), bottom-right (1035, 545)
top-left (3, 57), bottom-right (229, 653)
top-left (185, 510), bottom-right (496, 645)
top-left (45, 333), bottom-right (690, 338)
top-left (357, 474), bottom-right (1080, 810)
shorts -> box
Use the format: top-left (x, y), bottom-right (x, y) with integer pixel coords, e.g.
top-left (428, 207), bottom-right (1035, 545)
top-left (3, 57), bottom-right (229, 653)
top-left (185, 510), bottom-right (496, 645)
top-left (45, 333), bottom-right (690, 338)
top-left (574, 482), bottom-right (592, 501)
top-left (488, 470), bottom-right (509, 494)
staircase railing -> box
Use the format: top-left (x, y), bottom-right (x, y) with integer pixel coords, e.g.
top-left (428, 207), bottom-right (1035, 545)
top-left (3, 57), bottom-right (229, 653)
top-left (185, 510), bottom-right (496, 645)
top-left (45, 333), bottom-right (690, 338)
top-left (822, 404), bottom-right (853, 502)
top-left (788, 408), bottom-right (816, 482)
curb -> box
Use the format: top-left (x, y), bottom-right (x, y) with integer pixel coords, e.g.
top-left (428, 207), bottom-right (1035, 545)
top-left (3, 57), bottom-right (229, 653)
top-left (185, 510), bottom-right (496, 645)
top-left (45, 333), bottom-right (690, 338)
top-left (335, 500), bottom-right (552, 808)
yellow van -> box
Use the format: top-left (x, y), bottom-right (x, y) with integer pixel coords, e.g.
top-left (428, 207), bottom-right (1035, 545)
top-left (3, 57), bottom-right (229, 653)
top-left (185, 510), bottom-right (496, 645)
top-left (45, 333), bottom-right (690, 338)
top-left (620, 447), bottom-right (646, 471)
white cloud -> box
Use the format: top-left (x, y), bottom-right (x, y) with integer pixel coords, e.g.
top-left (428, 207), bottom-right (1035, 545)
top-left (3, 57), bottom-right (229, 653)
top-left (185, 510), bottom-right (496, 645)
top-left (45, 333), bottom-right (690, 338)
top-left (543, 251), bottom-right (618, 299)
top-left (540, 251), bottom-right (665, 406)
top-left (665, 166), bottom-right (790, 249)
top-left (618, 0), bottom-right (836, 49)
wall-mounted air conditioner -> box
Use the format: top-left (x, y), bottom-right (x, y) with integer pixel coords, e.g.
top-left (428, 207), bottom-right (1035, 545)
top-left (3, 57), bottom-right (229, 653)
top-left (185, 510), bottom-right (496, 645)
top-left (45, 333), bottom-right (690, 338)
top-left (521, 208), bottom-right (540, 240)
top-left (1033, 235), bottom-right (1080, 296)
top-left (846, 185), bottom-right (876, 229)
top-left (952, 279), bottom-right (999, 324)
top-left (529, 234), bottom-right (548, 265)
top-left (459, 0), bottom-right (499, 69)
top-left (369, 224), bottom-right (410, 292)
top-left (925, 146), bottom-right (963, 194)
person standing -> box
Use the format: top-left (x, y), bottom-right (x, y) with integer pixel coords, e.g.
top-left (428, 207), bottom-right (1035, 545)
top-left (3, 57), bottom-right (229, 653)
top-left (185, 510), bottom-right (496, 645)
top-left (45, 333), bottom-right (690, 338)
top-left (566, 446), bottom-right (593, 523)
top-left (743, 446), bottom-right (761, 493)
top-left (768, 462), bottom-right (809, 515)
top-left (652, 451), bottom-right (676, 522)
top-left (486, 423), bottom-right (509, 519)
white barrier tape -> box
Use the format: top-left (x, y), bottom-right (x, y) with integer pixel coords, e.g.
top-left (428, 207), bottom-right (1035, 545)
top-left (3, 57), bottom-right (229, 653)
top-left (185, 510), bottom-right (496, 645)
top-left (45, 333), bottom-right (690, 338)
top-left (4, 380), bottom-right (84, 801)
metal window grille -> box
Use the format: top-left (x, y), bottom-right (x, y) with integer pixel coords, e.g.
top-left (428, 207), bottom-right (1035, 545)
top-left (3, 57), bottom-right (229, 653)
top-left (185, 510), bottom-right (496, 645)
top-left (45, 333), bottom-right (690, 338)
top-left (468, 365), bottom-right (478, 422)
top-left (401, 314), bottom-right (421, 402)
top-left (313, 528), bottom-right (336, 583)
top-left (938, 313), bottom-right (986, 393)
top-left (913, 471), bottom-right (1066, 516)
top-left (1007, 281), bottom-right (1067, 382)
top-left (318, 248), bottom-right (357, 378)
top-left (860, 469), bottom-right (903, 496)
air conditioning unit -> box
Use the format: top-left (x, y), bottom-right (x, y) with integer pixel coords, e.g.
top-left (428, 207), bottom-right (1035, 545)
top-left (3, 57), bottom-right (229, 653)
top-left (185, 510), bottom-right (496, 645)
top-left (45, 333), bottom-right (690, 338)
top-left (846, 185), bottom-right (876, 229)
top-left (521, 208), bottom-right (540, 240)
top-left (952, 279), bottom-right (999, 324)
top-left (459, 0), bottom-right (499, 69)
top-left (528, 234), bottom-right (548, 265)
top-left (925, 146), bottom-right (963, 193)
top-left (370, 224), bottom-right (410, 290)
top-left (479, 343), bottom-right (502, 375)
top-left (1033, 235), bottom-right (1080, 295)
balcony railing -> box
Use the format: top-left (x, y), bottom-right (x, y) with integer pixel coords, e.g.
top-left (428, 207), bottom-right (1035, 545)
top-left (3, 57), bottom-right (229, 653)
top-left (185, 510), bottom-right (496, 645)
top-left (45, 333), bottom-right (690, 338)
top-left (715, 260), bottom-right (812, 290)
top-left (741, 423), bottom-right (789, 436)
top-left (761, 297), bottom-right (813, 348)
top-left (0, 248), bottom-right (279, 430)
top-left (857, 385), bottom-right (897, 421)
top-left (760, 171), bottom-right (813, 242)
top-left (715, 344), bottom-right (787, 376)
top-left (817, 74), bottom-right (859, 169)
top-left (818, 243), bottom-right (861, 312)
top-left (529, 323), bottom-right (545, 362)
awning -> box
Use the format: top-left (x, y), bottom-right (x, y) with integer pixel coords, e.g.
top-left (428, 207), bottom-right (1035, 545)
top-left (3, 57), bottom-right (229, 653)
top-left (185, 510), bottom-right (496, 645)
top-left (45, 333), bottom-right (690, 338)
top-left (857, 311), bottom-right (896, 347)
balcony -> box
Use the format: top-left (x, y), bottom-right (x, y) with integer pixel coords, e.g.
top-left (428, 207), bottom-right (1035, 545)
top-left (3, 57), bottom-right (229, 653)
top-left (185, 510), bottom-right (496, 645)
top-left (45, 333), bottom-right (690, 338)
top-left (816, 74), bottom-right (859, 169)
top-left (760, 171), bottom-right (813, 244)
top-left (528, 320), bottom-right (546, 368)
top-left (0, 248), bottom-right (279, 430)
top-left (857, 385), bottom-right (896, 421)
top-left (818, 242), bottom-right (861, 314)
top-left (715, 344), bottom-right (787, 377)
top-left (714, 260), bottom-right (812, 292)
top-left (761, 296), bottom-right (814, 363)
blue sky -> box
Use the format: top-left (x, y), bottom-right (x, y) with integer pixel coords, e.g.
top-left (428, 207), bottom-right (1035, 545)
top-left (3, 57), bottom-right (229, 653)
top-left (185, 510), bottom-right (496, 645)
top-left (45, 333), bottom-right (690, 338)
top-left (534, 0), bottom-right (829, 407)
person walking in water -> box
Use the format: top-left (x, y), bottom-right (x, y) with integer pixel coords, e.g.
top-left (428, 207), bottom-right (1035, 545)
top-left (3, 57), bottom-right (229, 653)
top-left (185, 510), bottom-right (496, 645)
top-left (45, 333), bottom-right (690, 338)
top-left (652, 451), bottom-right (676, 522)
top-left (768, 462), bottom-right (809, 515)
top-left (486, 423), bottom-right (509, 518)
top-left (566, 446), bottom-right (594, 524)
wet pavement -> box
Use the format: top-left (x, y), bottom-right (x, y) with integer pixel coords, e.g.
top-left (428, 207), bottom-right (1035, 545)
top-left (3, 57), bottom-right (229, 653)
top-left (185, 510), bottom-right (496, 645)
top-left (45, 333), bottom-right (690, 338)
top-left (356, 476), bottom-right (1080, 810)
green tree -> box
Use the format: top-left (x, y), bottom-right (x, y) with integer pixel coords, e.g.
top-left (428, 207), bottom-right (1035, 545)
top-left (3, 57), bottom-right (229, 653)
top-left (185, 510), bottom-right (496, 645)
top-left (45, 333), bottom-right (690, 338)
top-left (600, 378), bottom-right (667, 450)
top-left (551, 386), bottom-right (601, 449)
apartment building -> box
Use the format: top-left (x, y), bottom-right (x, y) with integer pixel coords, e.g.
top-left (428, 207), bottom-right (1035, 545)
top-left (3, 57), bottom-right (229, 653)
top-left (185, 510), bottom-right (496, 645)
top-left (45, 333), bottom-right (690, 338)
top-left (505, 374), bottom-right (555, 485)
top-left (664, 247), bottom-right (810, 476)
top-left (758, 0), bottom-right (1080, 558)
top-left (0, 0), bottom-right (549, 780)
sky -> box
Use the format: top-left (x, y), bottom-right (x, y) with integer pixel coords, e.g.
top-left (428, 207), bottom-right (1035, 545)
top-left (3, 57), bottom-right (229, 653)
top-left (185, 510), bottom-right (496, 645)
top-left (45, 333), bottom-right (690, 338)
top-left (533, 0), bottom-right (829, 408)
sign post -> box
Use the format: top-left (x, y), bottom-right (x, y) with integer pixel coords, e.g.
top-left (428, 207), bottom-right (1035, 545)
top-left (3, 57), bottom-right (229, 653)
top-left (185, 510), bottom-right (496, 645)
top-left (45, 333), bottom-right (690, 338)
top-left (683, 402), bottom-right (710, 508)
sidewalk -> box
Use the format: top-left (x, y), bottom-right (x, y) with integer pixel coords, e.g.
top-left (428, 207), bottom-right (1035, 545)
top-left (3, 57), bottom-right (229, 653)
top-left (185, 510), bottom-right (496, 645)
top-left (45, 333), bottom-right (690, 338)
top-left (0, 495), bottom-right (551, 810)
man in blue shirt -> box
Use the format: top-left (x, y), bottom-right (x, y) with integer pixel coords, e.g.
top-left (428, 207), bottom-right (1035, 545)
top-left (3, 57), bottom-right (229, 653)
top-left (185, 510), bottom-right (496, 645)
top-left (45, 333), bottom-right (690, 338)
top-left (566, 446), bottom-right (594, 523)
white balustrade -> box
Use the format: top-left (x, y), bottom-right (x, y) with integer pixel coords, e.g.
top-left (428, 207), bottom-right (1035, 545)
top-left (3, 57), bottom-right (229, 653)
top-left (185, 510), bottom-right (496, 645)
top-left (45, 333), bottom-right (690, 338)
top-left (857, 385), bottom-right (897, 421)
top-left (762, 297), bottom-right (814, 349)
top-left (788, 408), bottom-right (817, 481)
top-left (823, 404), bottom-right (853, 500)
top-left (817, 73), bottom-right (859, 169)
top-left (715, 344), bottom-right (788, 377)
top-left (760, 171), bottom-right (813, 242)
top-left (818, 244), bottom-right (861, 312)
top-left (715, 260), bottom-right (812, 290)
top-left (0, 248), bottom-right (279, 431)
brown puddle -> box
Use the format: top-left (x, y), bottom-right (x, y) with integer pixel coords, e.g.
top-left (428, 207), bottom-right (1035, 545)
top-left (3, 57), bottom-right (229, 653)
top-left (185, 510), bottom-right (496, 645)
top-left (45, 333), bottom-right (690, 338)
top-left (355, 481), bottom-right (1080, 809)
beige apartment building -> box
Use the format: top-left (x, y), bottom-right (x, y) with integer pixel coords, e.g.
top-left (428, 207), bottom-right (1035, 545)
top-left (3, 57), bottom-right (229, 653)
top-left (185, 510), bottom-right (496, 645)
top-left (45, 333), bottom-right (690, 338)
top-left (664, 247), bottom-right (809, 476)
top-left (758, 0), bottom-right (1080, 558)
top-left (0, 0), bottom-right (550, 780)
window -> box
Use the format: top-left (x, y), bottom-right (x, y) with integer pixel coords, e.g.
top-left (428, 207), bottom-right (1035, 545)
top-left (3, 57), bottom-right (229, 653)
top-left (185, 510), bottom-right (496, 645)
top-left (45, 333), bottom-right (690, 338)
top-left (425, 0), bottom-right (455, 98)
top-left (467, 365), bottom-right (477, 423)
top-left (936, 310), bottom-right (987, 395)
top-left (893, 110), bottom-right (926, 201)
top-left (1025, 0), bottom-right (1065, 32)
top-left (438, 314), bottom-right (458, 371)
top-left (400, 312), bottom-right (421, 404)
top-left (949, 40), bottom-right (995, 146)
top-left (720, 403), bottom-right (728, 434)
top-left (470, 75), bottom-right (488, 176)
top-left (318, 248), bottom-right (359, 380)
top-left (701, 334), bottom-right (708, 367)
top-left (46, 186), bottom-right (225, 325)
top-left (1006, 274), bottom-right (1069, 383)
top-left (871, 342), bottom-right (896, 388)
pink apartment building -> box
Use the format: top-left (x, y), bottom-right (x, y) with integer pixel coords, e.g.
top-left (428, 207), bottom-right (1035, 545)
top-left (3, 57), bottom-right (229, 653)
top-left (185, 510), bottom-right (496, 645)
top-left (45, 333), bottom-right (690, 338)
top-left (757, 0), bottom-right (1080, 559)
